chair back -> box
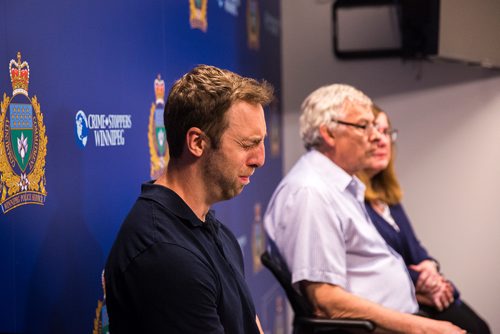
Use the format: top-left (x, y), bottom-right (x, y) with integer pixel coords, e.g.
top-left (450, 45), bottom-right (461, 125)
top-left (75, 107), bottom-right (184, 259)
top-left (261, 244), bottom-right (376, 334)
top-left (260, 239), bottom-right (376, 334)
top-left (260, 248), bottom-right (313, 317)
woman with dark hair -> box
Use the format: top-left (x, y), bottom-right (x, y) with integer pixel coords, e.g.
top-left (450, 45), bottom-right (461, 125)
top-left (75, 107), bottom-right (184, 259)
top-left (357, 105), bottom-right (490, 333)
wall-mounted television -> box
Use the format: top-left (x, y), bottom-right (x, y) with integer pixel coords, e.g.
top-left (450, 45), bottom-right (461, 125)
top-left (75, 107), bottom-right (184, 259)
top-left (333, 0), bottom-right (500, 69)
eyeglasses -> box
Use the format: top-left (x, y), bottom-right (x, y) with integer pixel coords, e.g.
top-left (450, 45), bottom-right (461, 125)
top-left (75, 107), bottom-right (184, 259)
top-left (331, 118), bottom-right (398, 142)
top-left (380, 128), bottom-right (398, 142)
top-left (331, 118), bottom-right (377, 134)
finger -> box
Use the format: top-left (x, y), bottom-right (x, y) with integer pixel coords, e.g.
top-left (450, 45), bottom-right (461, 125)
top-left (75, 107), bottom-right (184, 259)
top-left (417, 280), bottom-right (431, 293)
top-left (443, 285), bottom-right (454, 304)
top-left (438, 281), bottom-right (454, 308)
top-left (439, 290), bottom-right (451, 309)
top-left (433, 294), bottom-right (444, 311)
top-left (409, 263), bottom-right (422, 271)
top-left (441, 279), bottom-right (452, 292)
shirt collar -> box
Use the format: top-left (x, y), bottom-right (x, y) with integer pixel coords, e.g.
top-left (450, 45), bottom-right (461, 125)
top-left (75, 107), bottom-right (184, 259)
top-left (307, 149), bottom-right (366, 201)
top-left (139, 181), bottom-right (220, 229)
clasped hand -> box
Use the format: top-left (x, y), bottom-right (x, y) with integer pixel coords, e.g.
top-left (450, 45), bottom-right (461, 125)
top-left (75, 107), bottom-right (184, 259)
top-left (410, 260), bottom-right (455, 311)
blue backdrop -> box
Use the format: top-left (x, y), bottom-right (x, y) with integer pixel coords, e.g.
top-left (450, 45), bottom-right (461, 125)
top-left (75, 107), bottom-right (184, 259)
top-left (0, 1), bottom-right (284, 333)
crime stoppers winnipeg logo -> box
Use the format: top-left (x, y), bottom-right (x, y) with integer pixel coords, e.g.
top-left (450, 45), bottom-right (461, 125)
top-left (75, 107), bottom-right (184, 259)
top-left (75, 110), bottom-right (89, 148)
top-left (0, 52), bottom-right (48, 214)
top-left (74, 110), bottom-right (132, 148)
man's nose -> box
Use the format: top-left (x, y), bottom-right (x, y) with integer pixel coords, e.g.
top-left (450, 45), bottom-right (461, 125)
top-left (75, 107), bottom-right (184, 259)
top-left (249, 142), bottom-right (265, 168)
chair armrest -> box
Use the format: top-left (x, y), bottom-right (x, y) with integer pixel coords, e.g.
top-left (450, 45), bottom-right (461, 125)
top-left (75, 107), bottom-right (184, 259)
top-left (295, 316), bottom-right (376, 333)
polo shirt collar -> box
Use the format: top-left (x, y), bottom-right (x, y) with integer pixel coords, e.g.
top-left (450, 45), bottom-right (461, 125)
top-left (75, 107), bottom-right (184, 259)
top-left (139, 181), bottom-right (220, 229)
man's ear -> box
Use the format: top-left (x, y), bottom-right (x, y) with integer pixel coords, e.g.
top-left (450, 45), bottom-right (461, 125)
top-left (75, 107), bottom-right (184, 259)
top-left (319, 124), bottom-right (335, 146)
top-left (185, 127), bottom-right (207, 157)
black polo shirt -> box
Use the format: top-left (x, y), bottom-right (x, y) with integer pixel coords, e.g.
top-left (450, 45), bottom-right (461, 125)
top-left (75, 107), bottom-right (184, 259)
top-left (105, 182), bottom-right (259, 334)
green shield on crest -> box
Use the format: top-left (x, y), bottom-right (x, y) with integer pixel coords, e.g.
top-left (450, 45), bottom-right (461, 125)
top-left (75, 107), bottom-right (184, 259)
top-left (10, 103), bottom-right (33, 172)
top-left (154, 107), bottom-right (166, 156)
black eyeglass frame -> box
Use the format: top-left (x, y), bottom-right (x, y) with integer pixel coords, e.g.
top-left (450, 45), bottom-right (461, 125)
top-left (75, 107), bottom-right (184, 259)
top-left (331, 118), bottom-right (370, 130)
top-left (331, 118), bottom-right (398, 142)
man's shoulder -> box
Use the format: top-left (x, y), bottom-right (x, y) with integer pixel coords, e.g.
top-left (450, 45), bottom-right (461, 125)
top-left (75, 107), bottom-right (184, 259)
top-left (276, 162), bottom-right (341, 203)
top-left (122, 195), bottom-right (174, 238)
top-left (106, 196), bottom-right (201, 272)
top-left (135, 241), bottom-right (214, 270)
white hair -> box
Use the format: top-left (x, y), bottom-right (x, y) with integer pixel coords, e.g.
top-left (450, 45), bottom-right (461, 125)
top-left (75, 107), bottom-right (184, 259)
top-left (300, 84), bottom-right (372, 150)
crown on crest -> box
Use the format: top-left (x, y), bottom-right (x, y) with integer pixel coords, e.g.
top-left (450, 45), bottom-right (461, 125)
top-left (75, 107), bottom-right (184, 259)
top-left (9, 52), bottom-right (30, 97)
top-left (154, 74), bottom-right (165, 104)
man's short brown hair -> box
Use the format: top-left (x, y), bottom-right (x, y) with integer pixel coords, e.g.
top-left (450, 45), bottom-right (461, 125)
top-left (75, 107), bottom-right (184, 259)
top-left (165, 65), bottom-right (274, 159)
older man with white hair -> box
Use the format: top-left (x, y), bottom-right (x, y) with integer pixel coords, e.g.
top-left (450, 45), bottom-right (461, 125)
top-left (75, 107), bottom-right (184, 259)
top-left (264, 84), bottom-right (466, 333)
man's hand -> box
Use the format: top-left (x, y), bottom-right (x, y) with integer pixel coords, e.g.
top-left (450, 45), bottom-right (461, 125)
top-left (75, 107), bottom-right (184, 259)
top-left (410, 316), bottom-right (466, 334)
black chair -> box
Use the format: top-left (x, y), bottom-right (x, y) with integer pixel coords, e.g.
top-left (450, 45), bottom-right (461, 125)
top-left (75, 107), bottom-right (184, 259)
top-left (261, 249), bottom-right (375, 334)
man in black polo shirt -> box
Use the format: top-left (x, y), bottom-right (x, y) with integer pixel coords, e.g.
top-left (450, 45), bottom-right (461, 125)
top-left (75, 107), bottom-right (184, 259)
top-left (105, 65), bottom-right (274, 333)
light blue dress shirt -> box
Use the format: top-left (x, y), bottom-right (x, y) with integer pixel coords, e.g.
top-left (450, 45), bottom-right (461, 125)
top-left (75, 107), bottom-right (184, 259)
top-left (264, 150), bottom-right (418, 313)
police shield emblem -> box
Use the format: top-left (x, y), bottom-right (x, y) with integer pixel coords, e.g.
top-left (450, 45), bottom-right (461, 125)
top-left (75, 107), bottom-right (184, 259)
top-left (0, 52), bottom-right (48, 213)
top-left (247, 0), bottom-right (260, 50)
top-left (189, 0), bottom-right (208, 32)
top-left (154, 108), bottom-right (166, 157)
top-left (148, 75), bottom-right (169, 180)
top-left (10, 103), bottom-right (33, 172)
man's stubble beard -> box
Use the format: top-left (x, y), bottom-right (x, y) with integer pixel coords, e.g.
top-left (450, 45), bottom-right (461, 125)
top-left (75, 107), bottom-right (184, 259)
top-left (202, 148), bottom-right (243, 202)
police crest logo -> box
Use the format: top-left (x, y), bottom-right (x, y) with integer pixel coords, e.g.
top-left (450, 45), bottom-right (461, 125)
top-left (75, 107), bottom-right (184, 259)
top-left (93, 271), bottom-right (110, 334)
top-left (189, 0), bottom-right (208, 32)
top-left (269, 98), bottom-right (281, 157)
top-left (0, 52), bottom-right (48, 214)
top-left (148, 75), bottom-right (169, 179)
top-left (247, 0), bottom-right (260, 50)
top-left (92, 299), bottom-right (110, 334)
top-left (251, 202), bottom-right (265, 273)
